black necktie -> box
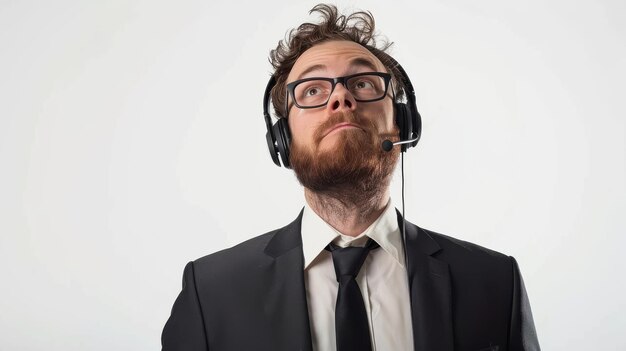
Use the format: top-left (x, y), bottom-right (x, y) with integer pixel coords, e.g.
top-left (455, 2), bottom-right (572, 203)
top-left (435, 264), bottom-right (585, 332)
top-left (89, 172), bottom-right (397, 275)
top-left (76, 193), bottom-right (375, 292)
top-left (325, 238), bottom-right (380, 351)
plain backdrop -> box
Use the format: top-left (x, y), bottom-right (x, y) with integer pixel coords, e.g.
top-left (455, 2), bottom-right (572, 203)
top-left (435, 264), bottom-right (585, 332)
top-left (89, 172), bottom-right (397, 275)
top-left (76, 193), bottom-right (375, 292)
top-left (1, 0), bottom-right (624, 349)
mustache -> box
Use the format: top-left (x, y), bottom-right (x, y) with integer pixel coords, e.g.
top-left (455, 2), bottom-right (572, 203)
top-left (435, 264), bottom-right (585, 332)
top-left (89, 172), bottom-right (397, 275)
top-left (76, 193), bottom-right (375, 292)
top-left (313, 111), bottom-right (400, 146)
top-left (313, 111), bottom-right (371, 145)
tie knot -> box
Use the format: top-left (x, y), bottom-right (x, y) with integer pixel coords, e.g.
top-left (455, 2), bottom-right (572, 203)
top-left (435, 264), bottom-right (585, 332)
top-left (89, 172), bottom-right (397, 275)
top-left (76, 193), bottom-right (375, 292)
top-left (325, 238), bottom-right (380, 281)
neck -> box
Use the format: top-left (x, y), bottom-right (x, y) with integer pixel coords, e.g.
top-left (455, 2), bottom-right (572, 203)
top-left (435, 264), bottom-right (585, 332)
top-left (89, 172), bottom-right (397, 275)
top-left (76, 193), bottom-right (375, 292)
top-left (304, 187), bottom-right (390, 237)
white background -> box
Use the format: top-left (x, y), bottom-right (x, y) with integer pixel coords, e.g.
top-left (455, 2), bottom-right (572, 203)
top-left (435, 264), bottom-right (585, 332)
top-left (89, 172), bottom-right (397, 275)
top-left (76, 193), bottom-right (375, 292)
top-left (1, 0), bottom-right (624, 349)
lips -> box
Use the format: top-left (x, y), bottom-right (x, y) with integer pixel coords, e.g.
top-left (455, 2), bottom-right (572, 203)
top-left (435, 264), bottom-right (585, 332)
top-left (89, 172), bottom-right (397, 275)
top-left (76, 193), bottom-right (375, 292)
top-left (323, 122), bottom-right (362, 137)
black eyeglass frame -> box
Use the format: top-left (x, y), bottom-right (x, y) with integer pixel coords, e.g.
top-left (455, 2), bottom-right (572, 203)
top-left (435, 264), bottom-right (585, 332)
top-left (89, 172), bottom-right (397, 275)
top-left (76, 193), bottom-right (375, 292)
top-left (285, 72), bottom-right (393, 112)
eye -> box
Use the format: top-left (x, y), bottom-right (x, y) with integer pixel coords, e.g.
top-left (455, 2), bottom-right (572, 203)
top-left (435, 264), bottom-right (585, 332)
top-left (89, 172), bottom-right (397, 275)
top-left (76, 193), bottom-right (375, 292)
top-left (304, 86), bottom-right (322, 96)
top-left (353, 79), bottom-right (375, 90)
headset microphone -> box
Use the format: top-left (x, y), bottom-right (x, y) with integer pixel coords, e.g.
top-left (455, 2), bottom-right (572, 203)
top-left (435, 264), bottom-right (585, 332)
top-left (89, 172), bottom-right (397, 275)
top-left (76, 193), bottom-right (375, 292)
top-left (381, 133), bottom-right (420, 152)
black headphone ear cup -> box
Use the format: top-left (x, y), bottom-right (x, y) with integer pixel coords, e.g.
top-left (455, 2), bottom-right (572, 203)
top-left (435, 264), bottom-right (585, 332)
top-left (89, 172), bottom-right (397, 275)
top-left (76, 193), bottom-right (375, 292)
top-left (273, 118), bottom-right (292, 168)
top-left (394, 102), bottom-right (413, 152)
top-left (411, 109), bottom-right (422, 148)
top-left (266, 129), bottom-right (280, 167)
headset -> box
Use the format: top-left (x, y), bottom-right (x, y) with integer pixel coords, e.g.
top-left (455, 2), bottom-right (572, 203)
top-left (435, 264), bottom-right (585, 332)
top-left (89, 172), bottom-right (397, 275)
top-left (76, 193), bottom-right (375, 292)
top-left (262, 51), bottom-right (422, 168)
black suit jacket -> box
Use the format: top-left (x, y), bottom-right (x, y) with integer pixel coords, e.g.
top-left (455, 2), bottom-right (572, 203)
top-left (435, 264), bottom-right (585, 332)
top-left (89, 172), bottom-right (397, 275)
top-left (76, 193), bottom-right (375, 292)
top-left (162, 211), bottom-right (540, 350)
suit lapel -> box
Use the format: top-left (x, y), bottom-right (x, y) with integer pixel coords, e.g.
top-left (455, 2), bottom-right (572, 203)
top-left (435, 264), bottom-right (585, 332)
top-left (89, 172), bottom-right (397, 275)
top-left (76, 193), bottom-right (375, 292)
top-left (399, 211), bottom-right (454, 351)
top-left (258, 210), bottom-right (454, 351)
top-left (262, 210), bottom-right (313, 351)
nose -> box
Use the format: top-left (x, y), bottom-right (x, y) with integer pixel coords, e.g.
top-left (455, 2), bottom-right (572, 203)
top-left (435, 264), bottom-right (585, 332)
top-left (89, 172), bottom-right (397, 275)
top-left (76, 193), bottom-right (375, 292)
top-left (326, 83), bottom-right (357, 114)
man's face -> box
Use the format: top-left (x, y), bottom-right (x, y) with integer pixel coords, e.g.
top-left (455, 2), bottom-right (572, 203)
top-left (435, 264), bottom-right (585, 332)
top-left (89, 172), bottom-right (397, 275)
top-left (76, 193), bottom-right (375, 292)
top-left (286, 40), bottom-right (396, 154)
top-left (285, 40), bottom-right (400, 195)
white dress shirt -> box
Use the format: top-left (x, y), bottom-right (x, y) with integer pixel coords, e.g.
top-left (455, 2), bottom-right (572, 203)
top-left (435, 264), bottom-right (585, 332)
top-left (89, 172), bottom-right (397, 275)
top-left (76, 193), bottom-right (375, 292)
top-left (302, 200), bottom-right (415, 351)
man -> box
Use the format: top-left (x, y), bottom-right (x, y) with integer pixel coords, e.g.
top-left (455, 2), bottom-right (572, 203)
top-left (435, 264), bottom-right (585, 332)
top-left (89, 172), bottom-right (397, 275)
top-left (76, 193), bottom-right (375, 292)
top-left (162, 4), bottom-right (540, 351)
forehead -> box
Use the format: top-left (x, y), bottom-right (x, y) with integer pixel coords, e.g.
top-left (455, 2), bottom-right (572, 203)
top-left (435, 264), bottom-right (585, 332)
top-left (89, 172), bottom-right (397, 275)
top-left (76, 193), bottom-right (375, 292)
top-left (287, 40), bottom-right (387, 82)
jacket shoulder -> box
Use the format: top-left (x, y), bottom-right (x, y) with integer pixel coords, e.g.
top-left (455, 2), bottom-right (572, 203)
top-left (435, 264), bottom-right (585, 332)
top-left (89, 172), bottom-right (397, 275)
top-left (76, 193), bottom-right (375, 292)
top-left (190, 210), bottom-right (303, 282)
top-left (192, 229), bottom-right (276, 276)
top-left (416, 226), bottom-right (515, 286)
top-left (421, 227), bottom-right (512, 264)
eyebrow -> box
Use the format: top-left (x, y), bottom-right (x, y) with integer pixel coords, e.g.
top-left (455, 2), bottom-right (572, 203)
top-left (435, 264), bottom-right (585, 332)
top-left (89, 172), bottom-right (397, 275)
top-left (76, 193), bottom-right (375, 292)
top-left (295, 57), bottom-right (380, 80)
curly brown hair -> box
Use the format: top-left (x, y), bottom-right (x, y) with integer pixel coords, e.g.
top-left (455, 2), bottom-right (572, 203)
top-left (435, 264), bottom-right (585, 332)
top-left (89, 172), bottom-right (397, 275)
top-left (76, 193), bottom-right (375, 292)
top-left (269, 4), bottom-right (404, 118)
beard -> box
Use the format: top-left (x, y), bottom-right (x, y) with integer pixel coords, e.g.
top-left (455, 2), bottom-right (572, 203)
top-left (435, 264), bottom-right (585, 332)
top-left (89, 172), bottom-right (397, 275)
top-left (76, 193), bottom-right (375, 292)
top-left (289, 110), bottom-right (400, 205)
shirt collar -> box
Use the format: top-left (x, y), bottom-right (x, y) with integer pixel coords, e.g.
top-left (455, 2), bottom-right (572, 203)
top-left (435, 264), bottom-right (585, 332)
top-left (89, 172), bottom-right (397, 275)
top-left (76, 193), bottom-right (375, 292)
top-left (301, 199), bottom-right (406, 270)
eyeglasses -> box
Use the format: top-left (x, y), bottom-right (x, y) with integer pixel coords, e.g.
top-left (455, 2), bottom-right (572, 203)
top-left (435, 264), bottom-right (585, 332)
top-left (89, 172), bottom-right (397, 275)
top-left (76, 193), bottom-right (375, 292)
top-left (286, 72), bottom-right (392, 109)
